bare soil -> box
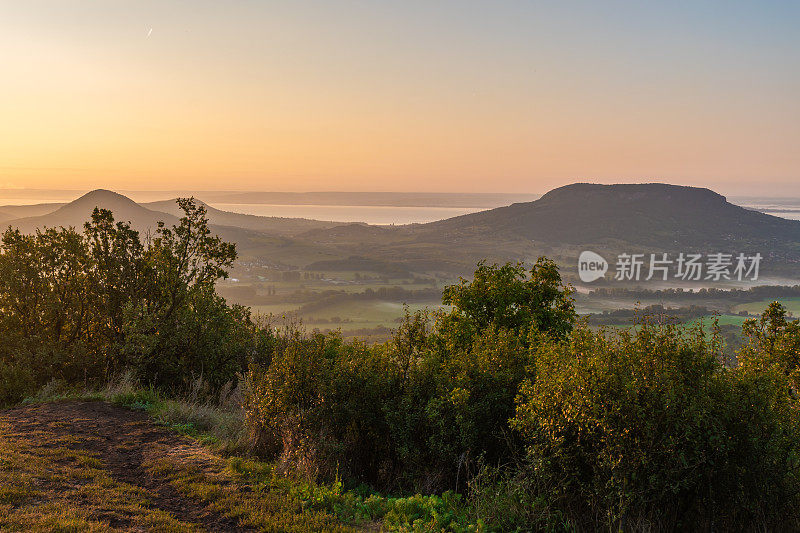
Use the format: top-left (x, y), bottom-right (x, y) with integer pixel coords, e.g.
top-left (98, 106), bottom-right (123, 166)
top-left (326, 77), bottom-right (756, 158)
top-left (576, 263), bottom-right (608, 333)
top-left (1, 401), bottom-right (251, 531)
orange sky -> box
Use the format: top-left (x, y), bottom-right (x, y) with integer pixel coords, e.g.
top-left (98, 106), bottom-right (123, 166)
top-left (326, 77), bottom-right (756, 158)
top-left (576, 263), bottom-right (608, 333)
top-left (1, 2), bottom-right (798, 195)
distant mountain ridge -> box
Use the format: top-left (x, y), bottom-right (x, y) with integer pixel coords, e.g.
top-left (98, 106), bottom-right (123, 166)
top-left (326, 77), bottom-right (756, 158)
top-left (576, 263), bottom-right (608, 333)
top-left (0, 190), bottom-right (345, 262)
top-left (3, 184), bottom-right (800, 277)
top-left (1, 190), bottom-right (338, 236)
top-left (419, 183), bottom-right (800, 250)
top-left (5, 190), bottom-right (177, 235)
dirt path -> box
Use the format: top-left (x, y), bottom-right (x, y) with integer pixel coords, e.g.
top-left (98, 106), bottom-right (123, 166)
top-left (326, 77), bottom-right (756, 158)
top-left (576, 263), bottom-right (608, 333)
top-left (0, 401), bottom-right (252, 532)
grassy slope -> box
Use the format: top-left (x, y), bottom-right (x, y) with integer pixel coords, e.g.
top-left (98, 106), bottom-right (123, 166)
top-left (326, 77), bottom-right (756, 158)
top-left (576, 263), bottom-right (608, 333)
top-left (0, 400), bottom-right (354, 532)
top-left (686, 314), bottom-right (750, 329)
top-left (0, 381), bottom-right (478, 532)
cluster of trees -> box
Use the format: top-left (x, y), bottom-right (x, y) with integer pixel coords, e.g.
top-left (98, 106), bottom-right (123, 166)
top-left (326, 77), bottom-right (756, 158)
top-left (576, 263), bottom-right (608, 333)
top-left (0, 199), bottom-right (254, 404)
top-left (4, 204), bottom-right (800, 530)
top-left (587, 304), bottom-right (716, 325)
top-left (590, 284), bottom-right (800, 302)
top-left (244, 261), bottom-right (800, 530)
top-left (244, 260), bottom-right (576, 489)
top-left (305, 256), bottom-right (410, 276)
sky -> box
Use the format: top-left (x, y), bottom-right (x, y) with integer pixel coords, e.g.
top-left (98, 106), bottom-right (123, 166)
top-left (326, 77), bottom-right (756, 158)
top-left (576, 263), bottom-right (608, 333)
top-left (1, 1), bottom-right (798, 195)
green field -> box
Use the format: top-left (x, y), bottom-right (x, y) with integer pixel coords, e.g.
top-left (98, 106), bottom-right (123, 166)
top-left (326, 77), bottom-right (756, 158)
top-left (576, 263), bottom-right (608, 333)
top-left (733, 297), bottom-right (800, 317)
top-left (248, 303), bottom-right (302, 316)
top-left (304, 300), bottom-right (446, 330)
top-left (686, 314), bottom-right (750, 330)
top-left (250, 299), bottom-right (447, 333)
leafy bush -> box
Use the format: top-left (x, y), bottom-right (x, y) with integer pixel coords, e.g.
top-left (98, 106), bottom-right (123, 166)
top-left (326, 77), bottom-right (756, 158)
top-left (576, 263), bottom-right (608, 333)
top-left (739, 300), bottom-right (800, 385)
top-left (0, 198), bottom-right (249, 403)
top-left (243, 260), bottom-right (577, 493)
top-left (0, 360), bottom-right (35, 406)
top-left (439, 258), bottom-right (576, 346)
top-left (243, 325), bottom-right (396, 482)
top-left (510, 320), bottom-right (800, 531)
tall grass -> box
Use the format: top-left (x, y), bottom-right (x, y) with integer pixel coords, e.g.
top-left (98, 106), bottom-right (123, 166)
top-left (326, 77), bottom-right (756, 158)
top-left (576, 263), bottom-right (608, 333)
top-left (24, 372), bottom-right (249, 455)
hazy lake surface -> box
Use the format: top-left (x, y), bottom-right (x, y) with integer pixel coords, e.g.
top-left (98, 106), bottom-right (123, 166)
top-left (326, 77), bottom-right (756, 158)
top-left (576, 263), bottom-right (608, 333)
top-left (737, 201), bottom-right (800, 221)
top-left (211, 198), bottom-right (800, 225)
top-left (208, 203), bottom-right (484, 225)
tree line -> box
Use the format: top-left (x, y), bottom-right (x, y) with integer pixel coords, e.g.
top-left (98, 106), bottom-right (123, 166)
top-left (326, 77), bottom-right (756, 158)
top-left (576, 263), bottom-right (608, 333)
top-left (590, 284), bottom-right (800, 302)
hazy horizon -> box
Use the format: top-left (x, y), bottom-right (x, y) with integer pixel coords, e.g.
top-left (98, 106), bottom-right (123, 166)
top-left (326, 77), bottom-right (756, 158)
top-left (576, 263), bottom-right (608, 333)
top-left (2, 185), bottom-right (800, 225)
top-left (2, 182), bottom-right (800, 201)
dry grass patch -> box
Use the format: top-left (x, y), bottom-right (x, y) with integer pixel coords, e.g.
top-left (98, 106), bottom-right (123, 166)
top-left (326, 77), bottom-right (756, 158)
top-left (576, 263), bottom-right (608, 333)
top-left (0, 401), bottom-right (358, 532)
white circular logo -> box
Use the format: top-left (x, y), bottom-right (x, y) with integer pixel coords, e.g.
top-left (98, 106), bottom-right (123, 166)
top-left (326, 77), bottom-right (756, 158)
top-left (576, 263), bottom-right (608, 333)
top-left (578, 251), bottom-right (608, 283)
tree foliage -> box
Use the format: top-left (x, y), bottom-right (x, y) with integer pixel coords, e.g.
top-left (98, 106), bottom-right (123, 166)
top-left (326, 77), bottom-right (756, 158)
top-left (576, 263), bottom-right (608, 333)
top-left (440, 258), bottom-right (576, 343)
top-left (244, 259), bottom-right (578, 491)
top-left (0, 198), bottom-right (245, 403)
top-left (512, 320), bottom-right (800, 530)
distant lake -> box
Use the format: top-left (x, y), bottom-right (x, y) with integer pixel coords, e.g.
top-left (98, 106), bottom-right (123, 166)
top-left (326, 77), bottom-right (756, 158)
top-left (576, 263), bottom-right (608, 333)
top-left (738, 202), bottom-right (800, 221)
top-left (208, 203), bottom-right (485, 225)
top-left (214, 199), bottom-right (800, 225)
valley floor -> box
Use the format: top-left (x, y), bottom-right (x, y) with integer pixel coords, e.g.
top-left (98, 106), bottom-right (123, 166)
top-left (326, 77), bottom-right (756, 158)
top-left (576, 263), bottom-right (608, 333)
top-left (0, 401), bottom-right (356, 532)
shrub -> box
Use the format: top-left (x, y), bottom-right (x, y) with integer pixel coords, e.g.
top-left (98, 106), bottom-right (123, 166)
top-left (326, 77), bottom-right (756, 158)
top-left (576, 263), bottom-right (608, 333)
top-left (0, 360), bottom-right (35, 407)
top-left (243, 258), bottom-right (578, 493)
top-left (510, 321), bottom-right (800, 531)
top-left (0, 198), bottom-right (247, 400)
top-left (739, 301), bottom-right (800, 387)
top-left (244, 326), bottom-right (398, 483)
